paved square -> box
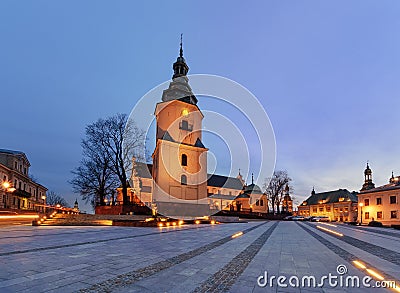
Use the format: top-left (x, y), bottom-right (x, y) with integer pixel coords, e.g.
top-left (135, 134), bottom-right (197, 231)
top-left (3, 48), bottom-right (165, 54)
top-left (0, 221), bottom-right (399, 292)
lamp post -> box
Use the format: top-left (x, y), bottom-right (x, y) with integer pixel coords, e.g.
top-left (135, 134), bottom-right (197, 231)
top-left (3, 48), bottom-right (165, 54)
top-left (41, 195), bottom-right (46, 215)
top-left (2, 182), bottom-right (15, 209)
top-left (359, 202), bottom-right (364, 225)
top-left (2, 182), bottom-right (10, 208)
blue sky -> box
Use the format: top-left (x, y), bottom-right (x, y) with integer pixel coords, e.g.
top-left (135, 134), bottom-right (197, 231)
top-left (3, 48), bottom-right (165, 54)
top-left (1, 1), bottom-right (399, 212)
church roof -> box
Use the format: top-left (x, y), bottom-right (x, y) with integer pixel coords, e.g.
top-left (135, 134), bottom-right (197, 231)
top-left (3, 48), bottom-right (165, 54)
top-left (208, 193), bottom-right (236, 200)
top-left (0, 149), bottom-right (25, 155)
top-left (194, 138), bottom-right (206, 148)
top-left (162, 131), bottom-right (175, 142)
top-left (133, 162), bottom-right (152, 179)
top-left (207, 174), bottom-right (244, 190)
top-left (243, 183), bottom-right (263, 194)
top-left (359, 179), bottom-right (400, 194)
top-left (303, 189), bottom-right (358, 205)
top-left (235, 193), bottom-right (250, 199)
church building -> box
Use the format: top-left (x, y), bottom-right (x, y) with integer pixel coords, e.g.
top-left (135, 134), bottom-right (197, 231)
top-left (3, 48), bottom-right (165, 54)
top-left (115, 39), bottom-right (268, 218)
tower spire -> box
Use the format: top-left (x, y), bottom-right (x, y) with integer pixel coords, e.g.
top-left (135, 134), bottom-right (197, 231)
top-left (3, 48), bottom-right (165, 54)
top-left (180, 33), bottom-right (183, 58)
top-left (251, 173), bottom-right (254, 185)
top-left (361, 162), bottom-right (375, 191)
top-left (172, 34), bottom-right (189, 79)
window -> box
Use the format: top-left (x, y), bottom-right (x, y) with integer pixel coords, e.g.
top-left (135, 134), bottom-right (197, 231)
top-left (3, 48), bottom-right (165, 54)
top-left (391, 211), bottom-right (397, 219)
top-left (229, 191), bottom-right (232, 196)
top-left (326, 206), bottom-right (331, 212)
top-left (390, 196), bottom-right (397, 204)
top-left (181, 154), bottom-right (187, 166)
top-left (364, 199), bottom-right (369, 206)
top-left (260, 200), bottom-right (264, 206)
top-left (181, 175), bottom-right (187, 185)
top-left (377, 211), bottom-right (383, 219)
top-left (14, 162), bottom-right (17, 169)
top-left (319, 207), bottom-right (323, 212)
top-left (365, 212), bottom-right (370, 220)
top-left (141, 186), bottom-right (152, 193)
top-left (313, 208), bottom-right (317, 213)
top-left (179, 120), bottom-right (193, 131)
top-left (376, 198), bottom-right (382, 205)
top-left (344, 207), bottom-right (348, 212)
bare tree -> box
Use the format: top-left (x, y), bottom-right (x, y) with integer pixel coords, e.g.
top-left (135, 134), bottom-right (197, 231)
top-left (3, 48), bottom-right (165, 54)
top-left (70, 113), bottom-right (146, 208)
top-left (70, 150), bottom-right (117, 209)
top-left (263, 170), bottom-right (292, 214)
top-left (46, 191), bottom-right (69, 207)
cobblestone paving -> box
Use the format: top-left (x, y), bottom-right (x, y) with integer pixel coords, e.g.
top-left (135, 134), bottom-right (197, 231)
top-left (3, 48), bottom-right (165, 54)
top-left (192, 222), bottom-right (278, 293)
top-left (79, 222), bottom-right (267, 293)
top-left (0, 225), bottom-right (216, 257)
top-left (298, 222), bottom-right (399, 282)
top-left (304, 222), bottom-right (400, 266)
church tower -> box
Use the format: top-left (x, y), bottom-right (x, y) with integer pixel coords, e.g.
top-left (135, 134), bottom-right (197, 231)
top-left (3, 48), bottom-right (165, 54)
top-left (361, 163), bottom-right (375, 191)
top-left (152, 37), bottom-right (209, 218)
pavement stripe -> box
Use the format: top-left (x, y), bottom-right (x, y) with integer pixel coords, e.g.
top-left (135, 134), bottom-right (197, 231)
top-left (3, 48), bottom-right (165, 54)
top-left (304, 222), bottom-right (400, 266)
top-left (297, 222), bottom-right (399, 283)
top-left (192, 222), bottom-right (279, 293)
top-left (0, 224), bottom-right (237, 257)
top-left (79, 222), bottom-right (269, 293)
top-left (337, 224), bottom-right (400, 239)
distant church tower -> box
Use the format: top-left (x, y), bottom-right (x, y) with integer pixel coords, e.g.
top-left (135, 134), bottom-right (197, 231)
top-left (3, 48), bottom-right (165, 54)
top-left (152, 36), bottom-right (209, 218)
top-left (73, 199), bottom-right (79, 212)
top-left (361, 162), bottom-right (375, 191)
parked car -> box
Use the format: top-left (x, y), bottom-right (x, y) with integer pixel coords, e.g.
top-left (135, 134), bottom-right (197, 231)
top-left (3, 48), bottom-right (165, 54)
top-left (291, 216), bottom-right (305, 221)
top-left (312, 216), bottom-right (330, 222)
top-left (283, 216), bottom-right (293, 221)
top-left (303, 216), bottom-right (313, 221)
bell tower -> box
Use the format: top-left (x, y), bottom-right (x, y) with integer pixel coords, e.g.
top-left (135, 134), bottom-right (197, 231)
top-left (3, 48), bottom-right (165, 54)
top-left (361, 162), bottom-right (375, 191)
top-left (152, 37), bottom-right (209, 218)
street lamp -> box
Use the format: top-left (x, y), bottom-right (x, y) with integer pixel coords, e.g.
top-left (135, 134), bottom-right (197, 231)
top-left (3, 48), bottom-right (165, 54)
top-left (41, 195), bottom-right (46, 215)
top-left (2, 182), bottom-right (15, 208)
top-left (359, 202), bottom-right (364, 225)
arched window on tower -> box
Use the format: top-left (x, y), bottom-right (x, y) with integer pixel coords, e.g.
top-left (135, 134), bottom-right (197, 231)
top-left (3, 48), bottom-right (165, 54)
top-left (181, 154), bottom-right (187, 166)
top-left (181, 175), bottom-right (187, 185)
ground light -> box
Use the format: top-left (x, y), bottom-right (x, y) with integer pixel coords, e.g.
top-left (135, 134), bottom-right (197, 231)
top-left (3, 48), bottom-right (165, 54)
top-left (352, 260), bottom-right (400, 291)
top-left (231, 231), bottom-right (243, 238)
top-left (316, 226), bottom-right (344, 237)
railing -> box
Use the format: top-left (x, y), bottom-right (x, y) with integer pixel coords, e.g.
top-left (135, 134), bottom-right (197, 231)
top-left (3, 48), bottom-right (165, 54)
top-left (13, 189), bottom-right (32, 198)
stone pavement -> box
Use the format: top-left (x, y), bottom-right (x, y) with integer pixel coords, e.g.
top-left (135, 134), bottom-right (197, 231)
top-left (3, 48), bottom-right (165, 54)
top-left (0, 221), bottom-right (399, 292)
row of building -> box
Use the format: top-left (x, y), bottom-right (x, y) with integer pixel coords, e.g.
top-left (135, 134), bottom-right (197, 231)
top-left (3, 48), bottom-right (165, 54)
top-left (298, 163), bottom-right (400, 226)
top-left (0, 149), bottom-right (47, 212)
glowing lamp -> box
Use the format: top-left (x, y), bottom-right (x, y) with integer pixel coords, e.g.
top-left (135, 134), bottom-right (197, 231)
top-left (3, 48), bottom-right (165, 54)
top-left (182, 109), bottom-right (189, 117)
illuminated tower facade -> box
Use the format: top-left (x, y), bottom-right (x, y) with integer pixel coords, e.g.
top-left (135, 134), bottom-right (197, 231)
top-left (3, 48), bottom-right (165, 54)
top-left (152, 38), bottom-right (209, 217)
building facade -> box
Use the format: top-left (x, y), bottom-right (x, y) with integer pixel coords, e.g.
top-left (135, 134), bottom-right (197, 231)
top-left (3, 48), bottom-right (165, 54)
top-left (358, 164), bottom-right (400, 226)
top-left (0, 149), bottom-right (47, 212)
top-left (298, 187), bottom-right (358, 222)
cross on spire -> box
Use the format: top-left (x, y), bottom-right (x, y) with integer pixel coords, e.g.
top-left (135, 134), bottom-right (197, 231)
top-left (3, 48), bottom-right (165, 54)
top-left (180, 33), bottom-right (183, 57)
